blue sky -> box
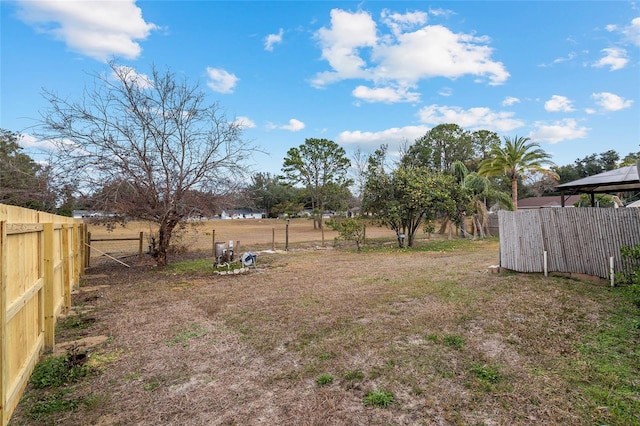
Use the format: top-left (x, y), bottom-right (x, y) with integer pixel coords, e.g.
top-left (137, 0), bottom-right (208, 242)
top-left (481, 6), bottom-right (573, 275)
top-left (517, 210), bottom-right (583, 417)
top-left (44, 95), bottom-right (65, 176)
top-left (1, 1), bottom-right (639, 177)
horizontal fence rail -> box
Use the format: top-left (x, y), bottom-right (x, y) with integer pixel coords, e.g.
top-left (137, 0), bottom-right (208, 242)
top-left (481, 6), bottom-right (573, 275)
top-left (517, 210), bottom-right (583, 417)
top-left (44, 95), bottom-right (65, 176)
top-left (0, 204), bottom-right (85, 426)
top-left (499, 208), bottom-right (640, 279)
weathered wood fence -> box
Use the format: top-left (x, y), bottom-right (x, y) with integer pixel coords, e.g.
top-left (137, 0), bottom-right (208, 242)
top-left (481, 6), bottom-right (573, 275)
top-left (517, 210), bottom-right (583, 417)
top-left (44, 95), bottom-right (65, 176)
top-left (498, 208), bottom-right (640, 279)
top-left (0, 204), bottom-right (85, 426)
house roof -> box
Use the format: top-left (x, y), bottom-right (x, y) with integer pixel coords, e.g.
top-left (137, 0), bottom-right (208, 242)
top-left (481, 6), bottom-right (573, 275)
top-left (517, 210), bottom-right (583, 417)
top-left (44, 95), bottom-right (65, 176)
top-left (556, 163), bottom-right (640, 194)
top-left (518, 195), bottom-right (582, 209)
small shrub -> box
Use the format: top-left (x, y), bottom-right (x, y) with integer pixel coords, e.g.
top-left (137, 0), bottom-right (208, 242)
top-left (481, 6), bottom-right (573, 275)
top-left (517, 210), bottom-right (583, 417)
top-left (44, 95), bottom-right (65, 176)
top-left (57, 314), bottom-right (94, 331)
top-left (316, 374), bottom-right (334, 387)
top-left (363, 390), bottom-right (395, 408)
top-left (618, 244), bottom-right (640, 308)
top-left (327, 218), bottom-right (366, 252)
top-left (443, 334), bottom-right (465, 350)
top-left (425, 333), bottom-right (439, 343)
top-left (28, 391), bottom-right (83, 420)
top-left (168, 323), bottom-right (208, 347)
top-left (144, 380), bottom-right (161, 391)
top-left (30, 352), bottom-right (91, 389)
top-left (343, 370), bottom-right (364, 381)
top-left (471, 363), bottom-right (501, 384)
top-left (318, 352), bottom-right (336, 360)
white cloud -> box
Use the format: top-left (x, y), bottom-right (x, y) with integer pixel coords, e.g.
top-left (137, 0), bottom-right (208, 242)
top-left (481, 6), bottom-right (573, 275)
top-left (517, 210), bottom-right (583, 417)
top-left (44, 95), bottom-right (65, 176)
top-left (16, 0), bottom-right (157, 61)
top-left (312, 9), bottom-right (378, 86)
top-left (529, 119), bottom-right (589, 144)
top-left (417, 104), bottom-right (524, 132)
top-left (593, 47), bottom-right (628, 71)
top-left (281, 119), bottom-right (305, 131)
top-left (380, 9), bottom-right (428, 37)
top-left (374, 25), bottom-right (509, 86)
top-left (206, 67), bottom-right (238, 94)
top-left (428, 8), bottom-right (454, 18)
top-left (592, 92), bottom-right (634, 111)
top-left (312, 8), bottom-right (509, 99)
top-left (544, 95), bottom-right (574, 112)
top-left (438, 87), bottom-right (453, 97)
top-left (546, 51), bottom-right (577, 66)
top-left (337, 125), bottom-right (429, 145)
top-left (17, 134), bottom-right (57, 151)
top-left (234, 116), bottom-right (256, 129)
top-left (352, 85), bottom-right (420, 103)
top-left (17, 133), bottom-right (79, 153)
top-left (113, 65), bottom-right (153, 89)
top-left (623, 17), bottom-right (640, 46)
top-left (502, 96), bottom-right (520, 106)
top-left (268, 119), bottom-right (305, 132)
top-left (265, 28), bottom-right (284, 51)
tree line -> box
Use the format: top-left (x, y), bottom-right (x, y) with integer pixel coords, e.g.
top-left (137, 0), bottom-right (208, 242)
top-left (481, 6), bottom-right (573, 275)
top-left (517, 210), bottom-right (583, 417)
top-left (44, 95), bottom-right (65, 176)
top-left (2, 61), bottom-right (639, 265)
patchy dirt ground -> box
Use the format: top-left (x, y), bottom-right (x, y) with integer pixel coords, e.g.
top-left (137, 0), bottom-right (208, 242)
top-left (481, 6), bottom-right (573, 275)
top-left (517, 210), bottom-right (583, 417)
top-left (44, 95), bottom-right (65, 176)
top-left (10, 227), bottom-right (637, 426)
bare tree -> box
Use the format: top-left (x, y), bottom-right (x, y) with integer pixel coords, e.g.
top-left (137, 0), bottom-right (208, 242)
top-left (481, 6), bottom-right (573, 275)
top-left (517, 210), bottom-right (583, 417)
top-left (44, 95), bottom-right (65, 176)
top-left (349, 147), bottom-right (368, 202)
top-left (39, 62), bottom-right (253, 267)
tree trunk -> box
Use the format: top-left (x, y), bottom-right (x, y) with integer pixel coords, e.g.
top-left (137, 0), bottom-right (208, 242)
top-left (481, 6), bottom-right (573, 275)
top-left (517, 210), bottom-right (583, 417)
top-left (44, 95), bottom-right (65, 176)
top-left (512, 177), bottom-right (518, 211)
top-left (438, 216), bottom-right (450, 234)
top-left (156, 215), bottom-right (180, 269)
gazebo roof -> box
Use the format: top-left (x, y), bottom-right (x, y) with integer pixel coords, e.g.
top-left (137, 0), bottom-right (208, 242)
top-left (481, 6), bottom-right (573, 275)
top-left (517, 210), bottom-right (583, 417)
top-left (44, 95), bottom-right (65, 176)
top-left (556, 163), bottom-right (640, 194)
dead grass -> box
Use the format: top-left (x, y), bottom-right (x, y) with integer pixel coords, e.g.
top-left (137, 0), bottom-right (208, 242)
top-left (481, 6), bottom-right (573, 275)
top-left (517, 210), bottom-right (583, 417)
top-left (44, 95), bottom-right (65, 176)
top-left (86, 218), bottom-right (398, 260)
top-left (9, 223), bottom-right (640, 425)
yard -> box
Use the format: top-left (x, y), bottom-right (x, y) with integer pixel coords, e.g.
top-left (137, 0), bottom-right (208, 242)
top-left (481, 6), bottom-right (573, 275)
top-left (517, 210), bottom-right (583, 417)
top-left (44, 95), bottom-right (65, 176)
top-left (9, 219), bottom-right (640, 425)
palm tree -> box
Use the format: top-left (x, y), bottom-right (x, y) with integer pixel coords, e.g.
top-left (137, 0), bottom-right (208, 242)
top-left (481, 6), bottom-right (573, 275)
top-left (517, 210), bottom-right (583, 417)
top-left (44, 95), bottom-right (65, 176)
top-left (463, 172), bottom-right (512, 236)
top-left (449, 161), bottom-right (513, 237)
top-left (478, 136), bottom-right (557, 210)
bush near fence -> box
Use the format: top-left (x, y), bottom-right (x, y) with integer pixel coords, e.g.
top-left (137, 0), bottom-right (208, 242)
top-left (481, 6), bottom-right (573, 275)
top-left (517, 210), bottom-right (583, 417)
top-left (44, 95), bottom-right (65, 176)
top-left (498, 208), bottom-right (640, 279)
top-left (0, 204), bottom-right (85, 426)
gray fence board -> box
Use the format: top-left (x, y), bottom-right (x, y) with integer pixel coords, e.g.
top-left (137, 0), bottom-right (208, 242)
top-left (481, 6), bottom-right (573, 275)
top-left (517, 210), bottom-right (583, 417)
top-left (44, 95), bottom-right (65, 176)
top-left (498, 208), bottom-right (640, 278)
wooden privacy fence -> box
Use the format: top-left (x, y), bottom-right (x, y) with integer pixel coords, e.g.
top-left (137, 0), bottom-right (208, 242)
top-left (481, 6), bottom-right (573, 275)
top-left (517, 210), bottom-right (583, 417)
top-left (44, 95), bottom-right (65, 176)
top-left (0, 204), bottom-right (85, 426)
top-left (498, 208), bottom-right (640, 279)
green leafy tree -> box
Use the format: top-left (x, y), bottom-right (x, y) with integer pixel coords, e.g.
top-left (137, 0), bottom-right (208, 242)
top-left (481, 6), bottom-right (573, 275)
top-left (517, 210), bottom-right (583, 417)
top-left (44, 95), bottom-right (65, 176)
top-left (402, 123), bottom-right (473, 173)
top-left (470, 130), bottom-right (501, 171)
top-left (621, 149), bottom-right (640, 167)
top-left (478, 136), bottom-right (556, 210)
top-left (553, 163), bottom-right (581, 185)
top-left (0, 129), bottom-right (56, 211)
top-left (553, 149), bottom-right (625, 186)
top-left (247, 172), bottom-right (299, 218)
top-left (573, 150), bottom-right (619, 177)
top-left (328, 217), bottom-right (366, 252)
top-left (38, 62), bottom-right (253, 268)
top-left (363, 146), bottom-right (470, 247)
top-left (281, 138), bottom-right (352, 228)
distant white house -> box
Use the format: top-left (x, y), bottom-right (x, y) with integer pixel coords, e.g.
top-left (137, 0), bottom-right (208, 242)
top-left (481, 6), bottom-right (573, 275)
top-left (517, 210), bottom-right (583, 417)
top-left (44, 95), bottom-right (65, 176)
top-left (219, 209), bottom-right (265, 219)
top-left (72, 210), bottom-right (113, 219)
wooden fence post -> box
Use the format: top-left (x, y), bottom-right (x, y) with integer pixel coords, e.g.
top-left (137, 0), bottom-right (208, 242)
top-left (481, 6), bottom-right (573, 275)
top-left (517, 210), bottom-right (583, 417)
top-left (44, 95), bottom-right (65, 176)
top-left (138, 232), bottom-right (143, 260)
top-left (43, 223), bottom-right (55, 351)
top-left (86, 231), bottom-right (91, 268)
top-left (72, 224), bottom-right (80, 289)
top-left (363, 224), bottom-right (366, 245)
top-left (1, 221), bottom-right (7, 426)
top-left (61, 225), bottom-right (71, 311)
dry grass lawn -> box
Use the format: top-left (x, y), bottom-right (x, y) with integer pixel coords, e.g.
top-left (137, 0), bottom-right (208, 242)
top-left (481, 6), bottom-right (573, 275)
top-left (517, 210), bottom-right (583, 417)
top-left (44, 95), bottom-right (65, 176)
top-left (9, 219), bottom-right (640, 425)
